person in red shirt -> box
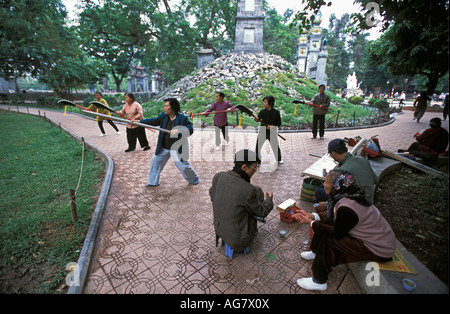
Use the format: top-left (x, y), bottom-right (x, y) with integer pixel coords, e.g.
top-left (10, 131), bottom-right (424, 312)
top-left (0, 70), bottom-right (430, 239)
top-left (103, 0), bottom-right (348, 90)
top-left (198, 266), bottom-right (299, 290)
top-left (408, 117), bottom-right (449, 154)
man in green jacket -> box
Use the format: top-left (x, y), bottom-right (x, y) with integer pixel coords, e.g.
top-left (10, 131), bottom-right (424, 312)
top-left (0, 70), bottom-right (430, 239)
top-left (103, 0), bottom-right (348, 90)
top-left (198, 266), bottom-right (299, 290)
top-left (315, 139), bottom-right (379, 209)
top-left (310, 84), bottom-right (331, 139)
top-left (210, 149), bottom-right (274, 254)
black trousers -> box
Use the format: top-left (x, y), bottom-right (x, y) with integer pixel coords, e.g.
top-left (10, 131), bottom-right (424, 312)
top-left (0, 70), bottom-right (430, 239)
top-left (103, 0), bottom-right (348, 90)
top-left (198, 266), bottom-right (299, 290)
top-left (126, 127), bottom-right (149, 149)
top-left (309, 230), bottom-right (391, 284)
top-left (256, 129), bottom-right (282, 162)
top-left (98, 120), bottom-right (119, 134)
top-left (214, 124), bottom-right (229, 146)
top-left (312, 114), bottom-right (325, 138)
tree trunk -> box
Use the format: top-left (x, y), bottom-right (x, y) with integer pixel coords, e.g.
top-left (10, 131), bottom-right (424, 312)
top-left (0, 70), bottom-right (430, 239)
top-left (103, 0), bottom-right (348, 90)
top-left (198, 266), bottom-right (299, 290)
top-left (112, 71), bottom-right (123, 92)
top-left (425, 71), bottom-right (440, 96)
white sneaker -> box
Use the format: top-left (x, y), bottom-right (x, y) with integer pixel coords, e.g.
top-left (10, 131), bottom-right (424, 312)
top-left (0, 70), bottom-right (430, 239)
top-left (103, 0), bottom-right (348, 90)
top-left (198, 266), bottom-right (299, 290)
top-left (225, 141), bottom-right (230, 146)
top-left (296, 277), bottom-right (327, 291)
top-left (278, 160), bottom-right (284, 164)
top-left (215, 145), bottom-right (221, 151)
top-left (117, 131), bottom-right (121, 135)
top-left (100, 134), bottom-right (106, 137)
top-left (319, 136), bottom-right (324, 140)
top-left (300, 251), bottom-right (316, 260)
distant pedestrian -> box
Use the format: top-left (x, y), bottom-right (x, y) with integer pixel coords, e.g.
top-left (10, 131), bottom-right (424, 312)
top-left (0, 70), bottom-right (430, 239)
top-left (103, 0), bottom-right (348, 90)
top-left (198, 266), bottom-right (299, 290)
top-left (399, 91), bottom-right (406, 108)
top-left (412, 91), bottom-right (431, 123)
top-left (310, 84), bottom-right (330, 139)
top-left (443, 94), bottom-right (448, 121)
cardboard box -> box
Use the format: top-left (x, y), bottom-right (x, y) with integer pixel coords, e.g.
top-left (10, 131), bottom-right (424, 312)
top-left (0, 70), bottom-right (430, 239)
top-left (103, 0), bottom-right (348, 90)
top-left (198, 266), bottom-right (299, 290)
top-left (277, 198), bottom-right (296, 213)
top-left (280, 206), bottom-right (301, 223)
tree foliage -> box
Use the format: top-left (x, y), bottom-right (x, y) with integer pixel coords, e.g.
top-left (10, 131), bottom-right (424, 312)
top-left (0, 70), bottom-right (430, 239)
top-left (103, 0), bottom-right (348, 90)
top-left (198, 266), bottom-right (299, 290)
top-left (323, 14), bottom-right (352, 90)
top-left (76, 0), bottom-right (166, 90)
top-left (365, 0), bottom-right (449, 94)
top-left (0, 0), bottom-right (97, 96)
top-left (263, 7), bottom-right (299, 64)
top-left (181, 0), bottom-right (236, 56)
top-left (0, 0), bottom-right (65, 77)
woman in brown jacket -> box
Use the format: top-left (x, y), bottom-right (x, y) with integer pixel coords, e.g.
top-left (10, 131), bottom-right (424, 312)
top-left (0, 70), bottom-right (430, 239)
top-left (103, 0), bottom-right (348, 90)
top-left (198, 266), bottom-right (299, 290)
top-left (209, 149), bottom-right (274, 254)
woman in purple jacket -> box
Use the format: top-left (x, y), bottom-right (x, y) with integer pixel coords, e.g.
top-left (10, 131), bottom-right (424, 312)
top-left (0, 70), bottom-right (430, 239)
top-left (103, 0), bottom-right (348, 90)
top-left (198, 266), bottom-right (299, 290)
top-left (204, 92), bottom-right (235, 150)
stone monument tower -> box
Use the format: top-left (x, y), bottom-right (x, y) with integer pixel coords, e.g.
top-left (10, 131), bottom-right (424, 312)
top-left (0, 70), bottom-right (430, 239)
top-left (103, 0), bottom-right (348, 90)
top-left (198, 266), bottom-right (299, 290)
top-left (234, 0), bottom-right (265, 53)
top-left (295, 11), bottom-right (328, 87)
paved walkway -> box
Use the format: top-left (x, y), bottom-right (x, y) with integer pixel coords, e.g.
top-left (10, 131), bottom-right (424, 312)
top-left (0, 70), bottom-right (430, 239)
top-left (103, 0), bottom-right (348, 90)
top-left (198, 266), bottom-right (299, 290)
top-left (2, 105), bottom-right (448, 294)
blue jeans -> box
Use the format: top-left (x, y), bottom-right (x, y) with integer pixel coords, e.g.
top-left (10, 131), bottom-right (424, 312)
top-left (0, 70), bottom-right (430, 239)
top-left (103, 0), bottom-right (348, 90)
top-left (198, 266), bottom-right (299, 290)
top-left (147, 148), bottom-right (199, 186)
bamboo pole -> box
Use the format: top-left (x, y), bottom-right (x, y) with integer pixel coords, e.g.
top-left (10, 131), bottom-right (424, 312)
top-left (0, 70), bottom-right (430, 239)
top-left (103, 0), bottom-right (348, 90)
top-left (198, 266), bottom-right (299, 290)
top-left (82, 110), bottom-right (171, 134)
top-left (70, 189), bottom-right (78, 223)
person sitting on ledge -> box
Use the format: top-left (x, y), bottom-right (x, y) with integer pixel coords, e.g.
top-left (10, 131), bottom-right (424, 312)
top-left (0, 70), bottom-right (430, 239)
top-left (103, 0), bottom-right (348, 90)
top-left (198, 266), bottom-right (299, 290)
top-left (398, 117), bottom-right (449, 164)
top-left (293, 169), bottom-right (396, 291)
top-left (407, 117), bottom-right (448, 155)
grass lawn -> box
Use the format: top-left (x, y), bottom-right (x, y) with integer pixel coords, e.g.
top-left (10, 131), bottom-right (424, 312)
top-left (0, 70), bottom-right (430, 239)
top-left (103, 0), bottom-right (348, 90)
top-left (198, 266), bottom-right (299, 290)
top-left (0, 110), bottom-right (105, 293)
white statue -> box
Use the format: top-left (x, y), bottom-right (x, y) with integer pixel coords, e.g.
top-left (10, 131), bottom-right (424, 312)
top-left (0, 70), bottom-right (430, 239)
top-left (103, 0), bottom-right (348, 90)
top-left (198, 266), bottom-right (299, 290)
top-left (346, 71), bottom-right (358, 97)
top-left (347, 71), bottom-right (357, 91)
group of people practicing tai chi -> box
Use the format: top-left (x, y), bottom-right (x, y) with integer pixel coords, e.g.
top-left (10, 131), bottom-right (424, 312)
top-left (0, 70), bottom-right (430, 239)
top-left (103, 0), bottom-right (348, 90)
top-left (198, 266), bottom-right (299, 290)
top-left (87, 85), bottom-right (448, 291)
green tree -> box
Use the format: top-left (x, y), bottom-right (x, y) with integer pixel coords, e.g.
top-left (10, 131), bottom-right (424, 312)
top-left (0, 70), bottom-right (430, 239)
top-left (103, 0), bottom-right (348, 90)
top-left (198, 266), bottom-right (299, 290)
top-left (263, 7), bottom-right (299, 64)
top-left (77, 0), bottom-right (167, 90)
top-left (140, 10), bottom-right (199, 85)
top-left (324, 14), bottom-right (352, 91)
top-left (0, 0), bottom-right (66, 77)
top-left (181, 0), bottom-right (237, 56)
top-left (0, 0), bottom-right (95, 96)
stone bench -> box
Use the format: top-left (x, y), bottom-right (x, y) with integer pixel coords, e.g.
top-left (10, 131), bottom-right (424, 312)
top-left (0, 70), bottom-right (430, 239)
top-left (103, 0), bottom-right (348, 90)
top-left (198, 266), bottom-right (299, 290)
top-left (347, 240), bottom-right (448, 294)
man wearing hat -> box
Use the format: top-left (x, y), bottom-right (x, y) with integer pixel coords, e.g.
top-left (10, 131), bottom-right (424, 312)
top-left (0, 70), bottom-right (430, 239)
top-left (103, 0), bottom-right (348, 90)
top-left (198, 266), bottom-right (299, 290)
top-left (209, 149), bottom-right (274, 254)
top-left (315, 139), bottom-right (379, 207)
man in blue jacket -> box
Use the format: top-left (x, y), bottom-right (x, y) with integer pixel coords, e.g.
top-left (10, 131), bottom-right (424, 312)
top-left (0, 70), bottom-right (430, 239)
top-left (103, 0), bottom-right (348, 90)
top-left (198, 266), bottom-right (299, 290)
top-left (140, 98), bottom-right (199, 187)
